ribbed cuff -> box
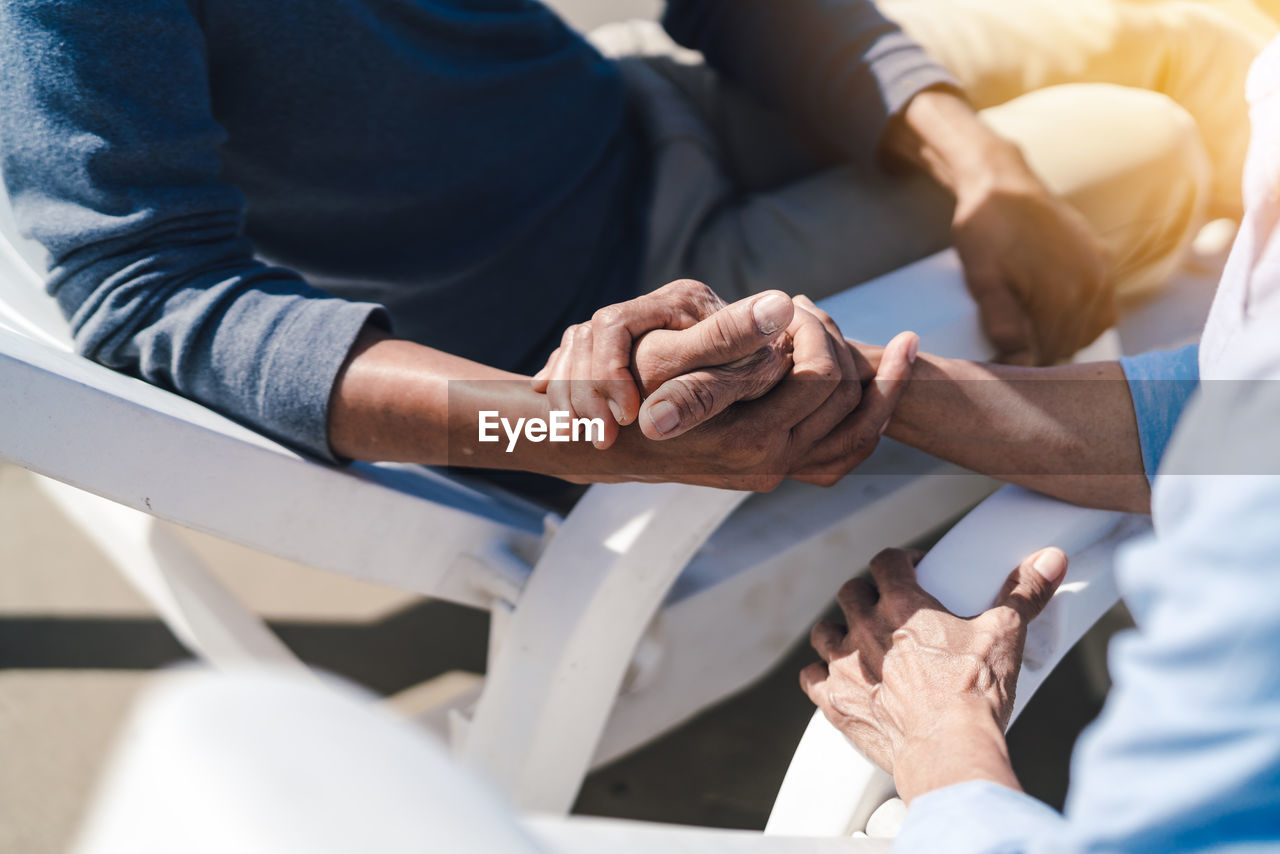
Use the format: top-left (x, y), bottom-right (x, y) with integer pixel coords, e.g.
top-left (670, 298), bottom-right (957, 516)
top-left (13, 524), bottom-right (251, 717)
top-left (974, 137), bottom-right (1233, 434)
top-left (259, 297), bottom-right (391, 462)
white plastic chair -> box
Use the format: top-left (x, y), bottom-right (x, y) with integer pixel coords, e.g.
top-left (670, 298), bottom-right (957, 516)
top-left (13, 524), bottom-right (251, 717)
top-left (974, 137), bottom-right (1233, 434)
top-left (0, 191), bottom-right (1004, 814)
top-left (73, 668), bottom-right (893, 854)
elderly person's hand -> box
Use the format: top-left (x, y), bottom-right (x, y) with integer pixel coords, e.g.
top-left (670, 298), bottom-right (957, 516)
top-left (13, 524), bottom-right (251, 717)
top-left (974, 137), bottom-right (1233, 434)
top-left (533, 280), bottom-right (920, 489)
top-left (533, 279), bottom-right (801, 449)
top-left (883, 88), bottom-right (1115, 366)
top-left (563, 314), bottom-right (918, 492)
top-left (801, 545), bottom-right (1068, 801)
top-left (950, 144), bottom-right (1116, 366)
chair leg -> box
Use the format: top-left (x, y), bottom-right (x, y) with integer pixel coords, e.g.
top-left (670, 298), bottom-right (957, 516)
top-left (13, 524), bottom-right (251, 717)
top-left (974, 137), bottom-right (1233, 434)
top-left (458, 480), bottom-right (747, 814)
top-left (33, 474), bottom-right (305, 670)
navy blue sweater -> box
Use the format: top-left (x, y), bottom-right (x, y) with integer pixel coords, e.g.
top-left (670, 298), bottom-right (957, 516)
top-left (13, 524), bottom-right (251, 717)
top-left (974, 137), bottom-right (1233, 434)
top-left (0, 0), bottom-right (949, 458)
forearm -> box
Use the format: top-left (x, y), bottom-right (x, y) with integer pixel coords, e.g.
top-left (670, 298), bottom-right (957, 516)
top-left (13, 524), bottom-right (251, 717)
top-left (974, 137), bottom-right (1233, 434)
top-left (663, 0), bottom-right (956, 164)
top-left (886, 352), bottom-right (1150, 512)
top-left (328, 326), bottom-right (691, 480)
top-left (881, 87), bottom-right (1032, 200)
top-left (329, 327), bottom-right (565, 468)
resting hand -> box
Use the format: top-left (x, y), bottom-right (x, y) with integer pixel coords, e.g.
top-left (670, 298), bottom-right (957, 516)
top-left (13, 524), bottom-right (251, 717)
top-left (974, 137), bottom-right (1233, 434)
top-left (952, 142), bottom-right (1114, 365)
top-left (800, 545), bottom-right (1068, 801)
top-left (532, 279), bottom-right (796, 449)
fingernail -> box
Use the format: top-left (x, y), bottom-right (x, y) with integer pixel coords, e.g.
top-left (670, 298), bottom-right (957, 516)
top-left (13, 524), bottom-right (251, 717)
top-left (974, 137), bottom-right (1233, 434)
top-left (607, 399), bottom-right (628, 425)
top-left (752, 293), bottom-right (791, 336)
top-left (647, 400), bottom-right (680, 436)
top-left (1032, 548), bottom-right (1068, 583)
top-left (906, 335), bottom-right (919, 364)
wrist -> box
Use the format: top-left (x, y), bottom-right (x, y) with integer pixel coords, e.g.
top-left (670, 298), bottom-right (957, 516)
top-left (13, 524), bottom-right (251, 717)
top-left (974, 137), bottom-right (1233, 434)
top-left (949, 134), bottom-right (1037, 206)
top-left (894, 701), bottom-right (1017, 803)
top-left (888, 89), bottom-right (1029, 199)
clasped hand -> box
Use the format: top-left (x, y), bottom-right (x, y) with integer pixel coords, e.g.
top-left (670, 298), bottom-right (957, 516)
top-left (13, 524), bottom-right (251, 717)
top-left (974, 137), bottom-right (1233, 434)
top-left (531, 279), bottom-right (918, 491)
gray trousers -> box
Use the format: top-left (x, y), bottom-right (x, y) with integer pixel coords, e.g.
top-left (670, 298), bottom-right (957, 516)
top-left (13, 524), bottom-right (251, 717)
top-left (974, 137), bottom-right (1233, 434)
top-left (597, 16), bottom-right (1216, 306)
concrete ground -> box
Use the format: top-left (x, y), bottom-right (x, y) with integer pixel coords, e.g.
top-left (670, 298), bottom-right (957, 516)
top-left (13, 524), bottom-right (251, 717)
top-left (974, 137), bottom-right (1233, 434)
top-left (0, 1), bottom-right (1108, 850)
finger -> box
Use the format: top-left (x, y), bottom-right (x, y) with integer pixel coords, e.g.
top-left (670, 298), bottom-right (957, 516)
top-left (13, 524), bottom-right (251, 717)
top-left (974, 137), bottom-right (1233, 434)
top-left (712, 309), bottom-right (839, 444)
top-left (987, 546), bottom-right (1068, 627)
top-left (564, 325), bottom-right (620, 449)
top-left (636, 344), bottom-right (792, 440)
top-left (834, 577), bottom-right (888, 674)
top-left (587, 280), bottom-right (727, 426)
top-left (965, 269), bottom-right (1033, 358)
top-left (810, 619), bottom-right (847, 663)
top-left (835, 576), bottom-right (877, 624)
top-left (867, 547), bottom-right (923, 601)
top-left (789, 308), bottom-right (862, 449)
top-left (793, 294), bottom-right (839, 340)
top-left (634, 290), bottom-right (794, 383)
top-left (531, 349), bottom-right (559, 392)
top-left (798, 661), bottom-right (832, 708)
top-left (795, 330), bottom-right (917, 475)
top-left (546, 327), bottom-right (577, 419)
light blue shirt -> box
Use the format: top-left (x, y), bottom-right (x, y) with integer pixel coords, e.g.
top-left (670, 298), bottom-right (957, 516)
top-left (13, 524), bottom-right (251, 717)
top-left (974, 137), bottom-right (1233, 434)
top-left (897, 368), bottom-right (1280, 852)
top-left (1119, 345), bottom-right (1200, 482)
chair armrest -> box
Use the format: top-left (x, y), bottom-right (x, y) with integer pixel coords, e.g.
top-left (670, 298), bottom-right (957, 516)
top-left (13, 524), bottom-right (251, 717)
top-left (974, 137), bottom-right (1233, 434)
top-left (0, 324), bottom-right (547, 607)
top-left (766, 486), bottom-right (1145, 837)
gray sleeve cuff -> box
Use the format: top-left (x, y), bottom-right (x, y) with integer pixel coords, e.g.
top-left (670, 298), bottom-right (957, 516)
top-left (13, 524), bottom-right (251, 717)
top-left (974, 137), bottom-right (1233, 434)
top-left (260, 298), bottom-right (391, 463)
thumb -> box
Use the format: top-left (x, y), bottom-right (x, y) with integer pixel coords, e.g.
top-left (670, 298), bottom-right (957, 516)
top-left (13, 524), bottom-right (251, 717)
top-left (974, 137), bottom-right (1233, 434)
top-left (991, 547), bottom-right (1068, 626)
top-left (634, 290), bottom-right (793, 384)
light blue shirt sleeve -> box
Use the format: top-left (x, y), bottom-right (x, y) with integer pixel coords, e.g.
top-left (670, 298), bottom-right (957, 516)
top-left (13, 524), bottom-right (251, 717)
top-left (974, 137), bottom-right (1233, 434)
top-left (896, 384), bottom-right (1280, 854)
top-left (1118, 345), bottom-right (1200, 482)
top-left (896, 781), bottom-right (1066, 852)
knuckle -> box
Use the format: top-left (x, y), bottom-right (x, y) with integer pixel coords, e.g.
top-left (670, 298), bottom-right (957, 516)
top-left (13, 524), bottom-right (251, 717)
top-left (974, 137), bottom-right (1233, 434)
top-left (734, 427), bottom-right (780, 468)
top-left (669, 278), bottom-right (718, 310)
top-left (751, 473), bottom-right (785, 493)
top-left (592, 304), bottom-right (626, 330)
top-left (870, 548), bottom-right (901, 573)
top-left (836, 577), bottom-right (868, 608)
top-left (702, 311), bottom-right (745, 356)
top-left (798, 346), bottom-right (841, 385)
top-left (808, 304), bottom-right (834, 325)
top-left (840, 427), bottom-right (879, 464)
top-left (988, 607), bottom-right (1022, 636)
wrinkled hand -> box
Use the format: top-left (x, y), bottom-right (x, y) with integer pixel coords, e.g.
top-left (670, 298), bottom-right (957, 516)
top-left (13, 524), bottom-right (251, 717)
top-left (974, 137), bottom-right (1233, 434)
top-left (953, 143), bottom-right (1114, 366)
top-left (532, 279), bottom-right (797, 449)
top-left (572, 320), bottom-right (919, 492)
top-left (800, 545), bottom-right (1068, 800)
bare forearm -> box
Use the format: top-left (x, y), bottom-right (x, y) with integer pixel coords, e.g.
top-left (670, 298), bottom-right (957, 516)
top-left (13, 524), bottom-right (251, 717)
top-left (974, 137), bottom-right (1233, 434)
top-left (886, 353), bottom-right (1150, 512)
top-left (328, 327), bottom-right (583, 472)
top-left (881, 87), bottom-right (1026, 198)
